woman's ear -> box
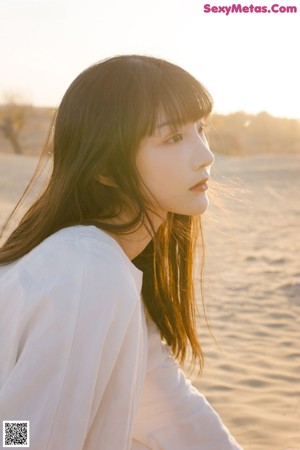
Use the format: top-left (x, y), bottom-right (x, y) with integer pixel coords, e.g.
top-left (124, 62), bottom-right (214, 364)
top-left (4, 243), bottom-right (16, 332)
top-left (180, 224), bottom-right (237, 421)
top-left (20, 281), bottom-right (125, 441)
top-left (97, 174), bottom-right (119, 188)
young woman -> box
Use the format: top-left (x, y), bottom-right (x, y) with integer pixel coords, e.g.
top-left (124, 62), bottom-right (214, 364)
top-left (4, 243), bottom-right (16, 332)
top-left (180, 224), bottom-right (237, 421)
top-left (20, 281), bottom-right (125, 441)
top-left (0, 55), bottom-right (243, 449)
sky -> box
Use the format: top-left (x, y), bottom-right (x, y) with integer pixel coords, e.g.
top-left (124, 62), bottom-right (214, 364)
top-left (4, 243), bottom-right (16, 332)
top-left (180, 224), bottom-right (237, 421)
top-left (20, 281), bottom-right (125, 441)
top-left (0, 0), bottom-right (299, 119)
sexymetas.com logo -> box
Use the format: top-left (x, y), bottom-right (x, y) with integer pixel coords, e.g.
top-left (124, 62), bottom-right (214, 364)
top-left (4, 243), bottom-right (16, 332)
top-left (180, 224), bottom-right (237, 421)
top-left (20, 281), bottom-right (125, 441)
top-left (203, 3), bottom-right (297, 14)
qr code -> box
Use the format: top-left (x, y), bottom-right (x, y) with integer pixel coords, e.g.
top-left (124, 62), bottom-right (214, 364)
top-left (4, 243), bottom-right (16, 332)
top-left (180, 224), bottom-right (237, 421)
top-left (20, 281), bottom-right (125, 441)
top-left (3, 421), bottom-right (30, 447)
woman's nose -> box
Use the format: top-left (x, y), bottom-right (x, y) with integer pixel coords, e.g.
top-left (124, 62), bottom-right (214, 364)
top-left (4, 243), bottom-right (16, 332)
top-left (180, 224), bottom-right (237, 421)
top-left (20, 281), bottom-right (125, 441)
top-left (192, 134), bottom-right (215, 171)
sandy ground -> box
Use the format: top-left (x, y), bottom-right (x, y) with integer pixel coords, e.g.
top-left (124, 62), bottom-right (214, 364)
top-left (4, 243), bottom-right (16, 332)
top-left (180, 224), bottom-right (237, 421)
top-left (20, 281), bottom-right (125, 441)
top-left (189, 153), bottom-right (300, 450)
top-left (0, 152), bottom-right (300, 450)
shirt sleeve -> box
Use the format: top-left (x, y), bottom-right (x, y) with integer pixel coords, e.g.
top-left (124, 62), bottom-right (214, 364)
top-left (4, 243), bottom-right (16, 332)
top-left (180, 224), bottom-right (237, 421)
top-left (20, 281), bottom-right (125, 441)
top-left (131, 315), bottom-right (244, 450)
top-left (0, 242), bottom-right (146, 450)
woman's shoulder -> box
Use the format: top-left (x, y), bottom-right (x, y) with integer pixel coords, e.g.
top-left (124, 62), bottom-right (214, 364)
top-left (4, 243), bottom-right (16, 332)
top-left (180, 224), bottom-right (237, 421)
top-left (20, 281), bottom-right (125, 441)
top-left (0, 226), bottom-right (143, 331)
top-left (1, 225), bottom-right (143, 295)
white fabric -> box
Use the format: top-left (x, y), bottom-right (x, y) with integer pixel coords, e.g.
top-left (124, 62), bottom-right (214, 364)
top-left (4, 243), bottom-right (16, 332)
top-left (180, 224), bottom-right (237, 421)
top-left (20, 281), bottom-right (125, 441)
top-left (0, 225), bottom-right (243, 449)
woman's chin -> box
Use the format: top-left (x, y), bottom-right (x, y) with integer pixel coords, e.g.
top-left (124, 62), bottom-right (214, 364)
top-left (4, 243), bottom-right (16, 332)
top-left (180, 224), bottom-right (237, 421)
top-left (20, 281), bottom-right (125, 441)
top-left (168, 198), bottom-right (210, 216)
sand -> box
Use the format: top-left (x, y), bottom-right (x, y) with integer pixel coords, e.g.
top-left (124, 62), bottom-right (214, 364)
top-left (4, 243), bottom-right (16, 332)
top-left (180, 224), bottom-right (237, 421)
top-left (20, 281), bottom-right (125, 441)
top-left (0, 151), bottom-right (299, 450)
top-left (190, 153), bottom-right (300, 450)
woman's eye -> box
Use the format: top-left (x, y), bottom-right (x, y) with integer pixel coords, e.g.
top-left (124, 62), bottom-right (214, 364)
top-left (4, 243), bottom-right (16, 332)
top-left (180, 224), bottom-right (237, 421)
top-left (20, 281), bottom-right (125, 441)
top-left (165, 133), bottom-right (183, 144)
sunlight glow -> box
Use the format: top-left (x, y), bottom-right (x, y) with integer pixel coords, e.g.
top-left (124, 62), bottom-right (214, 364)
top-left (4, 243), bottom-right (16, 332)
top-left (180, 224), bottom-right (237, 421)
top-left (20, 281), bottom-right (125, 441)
top-left (0, 0), bottom-right (299, 119)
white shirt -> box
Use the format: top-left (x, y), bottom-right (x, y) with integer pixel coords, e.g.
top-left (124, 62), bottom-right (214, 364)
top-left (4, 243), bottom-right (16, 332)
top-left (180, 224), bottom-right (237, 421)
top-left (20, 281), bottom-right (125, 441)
top-left (0, 225), bottom-right (243, 450)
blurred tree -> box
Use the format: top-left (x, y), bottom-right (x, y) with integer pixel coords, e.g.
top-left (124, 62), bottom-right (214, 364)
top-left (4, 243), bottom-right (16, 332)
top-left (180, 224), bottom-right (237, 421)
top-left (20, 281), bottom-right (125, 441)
top-left (207, 111), bottom-right (300, 155)
top-left (0, 92), bottom-right (33, 154)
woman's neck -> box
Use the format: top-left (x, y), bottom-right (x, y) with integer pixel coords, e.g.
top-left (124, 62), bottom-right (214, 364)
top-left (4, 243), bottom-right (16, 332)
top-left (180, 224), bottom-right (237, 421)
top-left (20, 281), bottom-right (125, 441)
top-left (103, 208), bottom-right (164, 260)
top-left (108, 226), bottom-right (153, 261)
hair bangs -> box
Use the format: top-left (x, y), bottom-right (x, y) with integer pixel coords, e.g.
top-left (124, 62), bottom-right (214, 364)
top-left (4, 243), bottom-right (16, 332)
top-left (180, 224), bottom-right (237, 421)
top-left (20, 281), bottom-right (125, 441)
top-left (141, 68), bottom-right (213, 138)
top-left (121, 56), bottom-right (213, 142)
top-left (158, 75), bottom-right (213, 133)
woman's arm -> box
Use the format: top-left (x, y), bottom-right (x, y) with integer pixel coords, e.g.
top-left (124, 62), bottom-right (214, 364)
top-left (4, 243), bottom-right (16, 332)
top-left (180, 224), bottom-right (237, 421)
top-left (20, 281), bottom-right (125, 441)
top-left (132, 315), bottom-right (243, 450)
top-left (0, 236), bottom-right (147, 450)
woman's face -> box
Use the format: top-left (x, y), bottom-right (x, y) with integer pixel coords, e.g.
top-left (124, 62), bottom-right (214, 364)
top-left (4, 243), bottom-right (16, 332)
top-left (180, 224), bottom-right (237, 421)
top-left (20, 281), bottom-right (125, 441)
top-left (135, 116), bottom-right (215, 218)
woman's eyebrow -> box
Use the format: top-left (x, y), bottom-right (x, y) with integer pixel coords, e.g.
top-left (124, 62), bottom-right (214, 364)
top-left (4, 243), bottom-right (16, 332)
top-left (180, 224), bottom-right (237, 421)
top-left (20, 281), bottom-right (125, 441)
top-left (155, 120), bottom-right (181, 130)
top-left (155, 121), bottom-right (172, 130)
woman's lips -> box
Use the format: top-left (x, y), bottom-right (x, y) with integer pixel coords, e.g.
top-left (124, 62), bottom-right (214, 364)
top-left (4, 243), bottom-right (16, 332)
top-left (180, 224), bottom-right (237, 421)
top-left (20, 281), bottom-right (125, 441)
top-left (189, 178), bottom-right (209, 192)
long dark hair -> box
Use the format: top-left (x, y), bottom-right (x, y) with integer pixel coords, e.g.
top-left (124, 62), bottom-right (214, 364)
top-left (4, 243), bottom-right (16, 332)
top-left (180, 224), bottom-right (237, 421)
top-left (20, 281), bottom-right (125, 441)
top-left (0, 55), bottom-right (213, 372)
